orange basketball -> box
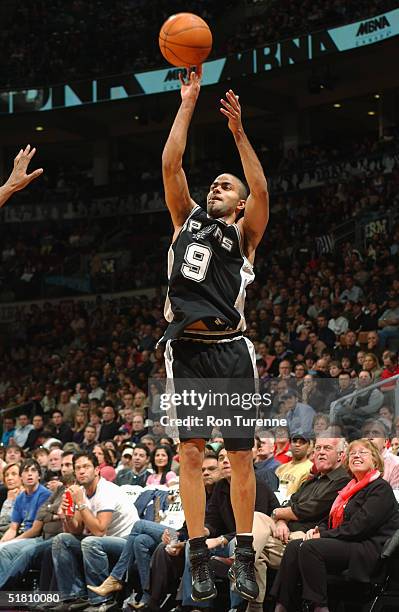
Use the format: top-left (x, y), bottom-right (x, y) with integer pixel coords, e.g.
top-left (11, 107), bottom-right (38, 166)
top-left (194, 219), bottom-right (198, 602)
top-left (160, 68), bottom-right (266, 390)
top-left (159, 13), bottom-right (212, 67)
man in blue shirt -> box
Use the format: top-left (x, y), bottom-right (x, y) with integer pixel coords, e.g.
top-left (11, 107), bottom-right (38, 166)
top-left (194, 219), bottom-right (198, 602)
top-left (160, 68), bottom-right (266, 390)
top-left (0, 458), bottom-right (51, 586)
top-left (280, 390), bottom-right (315, 437)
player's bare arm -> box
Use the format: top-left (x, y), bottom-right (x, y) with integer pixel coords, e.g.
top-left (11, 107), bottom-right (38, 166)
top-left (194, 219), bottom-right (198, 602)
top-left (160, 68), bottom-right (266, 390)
top-left (162, 67), bottom-right (202, 232)
top-left (0, 145), bottom-right (43, 209)
top-left (220, 90), bottom-right (269, 260)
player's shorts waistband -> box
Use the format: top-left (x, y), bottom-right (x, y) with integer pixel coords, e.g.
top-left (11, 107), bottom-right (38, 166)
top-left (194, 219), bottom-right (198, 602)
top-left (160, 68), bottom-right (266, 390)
top-left (179, 329), bottom-right (243, 343)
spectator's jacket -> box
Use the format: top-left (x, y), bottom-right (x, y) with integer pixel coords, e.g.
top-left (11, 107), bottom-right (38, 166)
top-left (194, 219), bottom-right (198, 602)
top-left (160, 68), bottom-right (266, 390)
top-left (286, 401), bottom-right (315, 435)
top-left (35, 485), bottom-right (67, 539)
top-left (254, 458), bottom-right (280, 491)
top-left (286, 465), bottom-right (350, 532)
top-left (135, 489), bottom-right (170, 522)
top-left (205, 476), bottom-right (279, 541)
top-left (320, 477), bottom-right (399, 581)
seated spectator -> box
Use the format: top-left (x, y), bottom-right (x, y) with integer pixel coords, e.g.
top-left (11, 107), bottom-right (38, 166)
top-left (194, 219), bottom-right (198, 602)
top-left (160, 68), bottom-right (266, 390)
top-left (379, 350), bottom-right (399, 391)
top-left (130, 412), bottom-right (149, 445)
top-left (253, 435), bottom-right (279, 492)
top-left (88, 373), bottom-right (105, 402)
top-left (13, 414), bottom-right (34, 448)
top-left (71, 409), bottom-right (88, 445)
top-left (277, 360), bottom-right (295, 382)
top-left (0, 464), bottom-right (23, 535)
top-left (51, 451), bottom-right (139, 610)
top-left (146, 445), bottom-right (178, 487)
top-left (316, 313), bottom-right (336, 349)
top-left (276, 433), bottom-right (313, 497)
top-left (93, 444), bottom-right (116, 482)
top-left (88, 408), bottom-right (102, 440)
top-left (98, 403), bottom-right (120, 442)
top-left (1, 417), bottom-right (15, 446)
top-left (81, 424), bottom-right (97, 453)
top-left (362, 352), bottom-right (382, 381)
top-left (0, 459), bottom-right (51, 586)
top-left (271, 439), bottom-right (399, 612)
top-left (279, 389), bottom-right (315, 436)
top-left (335, 371), bottom-right (384, 440)
top-left (115, 445), bottom-right (134, 474)
top-left (305, 331), bottom-right (327, 358)
top-left (24, 415), bottom-right (46, 451)
top-left (328, 304), bottom-right (348, 337)
top-left (339, 275), bottom-right (364, 304)
top-left (301, 374), bottom-right (327, 413)
top-left (366, 330), bottom-right (384, 360)
top-left (362, 419), bottom-right (399, 489)
top-left (334, 330), bottom-right (359, 365)
top-left (115, 443), bottom-right (151, 487)
top-left (48, 410), bottom-right (73, 446)
top-left (378, 293), bottom-right (399, 349)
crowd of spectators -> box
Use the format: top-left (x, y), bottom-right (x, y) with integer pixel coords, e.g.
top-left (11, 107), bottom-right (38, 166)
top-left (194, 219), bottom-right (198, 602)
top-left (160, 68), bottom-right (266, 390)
top-left (0, 0), bottom-right (396, 89)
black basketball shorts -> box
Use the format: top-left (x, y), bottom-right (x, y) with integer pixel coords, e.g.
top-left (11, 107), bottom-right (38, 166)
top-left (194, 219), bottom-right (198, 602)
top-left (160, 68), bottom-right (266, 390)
top-left (164, 330), bottom-right (258, 451)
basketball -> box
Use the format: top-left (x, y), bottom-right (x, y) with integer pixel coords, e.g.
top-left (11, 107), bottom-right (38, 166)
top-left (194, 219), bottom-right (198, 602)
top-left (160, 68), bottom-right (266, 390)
top-left (159, 13), bottom-right (212, 67)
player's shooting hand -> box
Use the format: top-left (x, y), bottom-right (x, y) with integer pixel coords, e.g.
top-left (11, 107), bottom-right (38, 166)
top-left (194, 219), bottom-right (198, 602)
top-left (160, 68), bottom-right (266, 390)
top-left (5, 145), bottom-right (43, 193)
top-left (179, 66), bottom-right (202, 102)
top-left (220, 90), bottom-right (243, 135)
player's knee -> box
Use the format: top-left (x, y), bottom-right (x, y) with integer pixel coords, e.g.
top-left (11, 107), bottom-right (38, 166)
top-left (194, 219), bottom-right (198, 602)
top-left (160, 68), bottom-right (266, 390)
top-left (180, 440), bottom-right (205, 468)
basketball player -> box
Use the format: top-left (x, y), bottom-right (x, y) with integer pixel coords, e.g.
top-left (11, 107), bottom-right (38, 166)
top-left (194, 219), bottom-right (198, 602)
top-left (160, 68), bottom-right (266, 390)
top-left (161, 67), bottom-right (269, 604)
top-left (0, 145), bottom-right (43, 208)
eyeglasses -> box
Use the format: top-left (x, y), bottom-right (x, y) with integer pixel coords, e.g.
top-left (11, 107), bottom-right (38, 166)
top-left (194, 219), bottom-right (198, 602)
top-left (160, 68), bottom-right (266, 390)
top-left (349, 450), bottom-right (371, 458)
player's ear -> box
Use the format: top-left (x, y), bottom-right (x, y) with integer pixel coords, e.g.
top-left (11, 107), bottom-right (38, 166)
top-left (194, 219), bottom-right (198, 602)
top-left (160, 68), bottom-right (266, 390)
top-left (237, 199), bottom-right (246, 212)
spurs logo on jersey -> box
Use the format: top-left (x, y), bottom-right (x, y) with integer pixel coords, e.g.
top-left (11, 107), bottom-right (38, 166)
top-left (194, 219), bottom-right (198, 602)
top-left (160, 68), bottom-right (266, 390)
top-left (160, 205), bottom-right (254, 343)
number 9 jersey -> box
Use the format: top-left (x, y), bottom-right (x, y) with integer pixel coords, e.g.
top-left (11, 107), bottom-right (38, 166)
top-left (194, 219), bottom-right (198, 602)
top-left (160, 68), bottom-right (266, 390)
top-left (160, 205), bottom-right (255, 344)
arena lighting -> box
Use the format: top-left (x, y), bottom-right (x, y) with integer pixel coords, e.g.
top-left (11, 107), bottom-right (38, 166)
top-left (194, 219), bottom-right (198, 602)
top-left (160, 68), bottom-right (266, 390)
top-left (368, 111), bottom-right (376, 116)
top-left (35, 125), bottom-right (44, 131)
top-left (333, 103), bottom-right (342, 108)
top-left (374, 93), bottom-right (381, 99)
top-left (133, 115), bottom-right (139, 120)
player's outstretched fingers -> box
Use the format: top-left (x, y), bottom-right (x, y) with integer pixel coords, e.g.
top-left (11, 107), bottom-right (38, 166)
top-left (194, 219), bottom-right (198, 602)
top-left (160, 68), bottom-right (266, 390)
top-left (27, 147), bottom-right (37, 160)
top-left (27, 168), bottom-right (43, 182)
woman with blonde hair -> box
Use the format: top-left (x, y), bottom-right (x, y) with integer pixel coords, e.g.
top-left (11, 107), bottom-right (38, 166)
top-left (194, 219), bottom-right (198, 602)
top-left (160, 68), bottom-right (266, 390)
top-left (272, 438), bottom-right (399, 612)
top-left (72, 409), bottom-right (88, 445)
top-left (362, 352), bottom-right (382, 381)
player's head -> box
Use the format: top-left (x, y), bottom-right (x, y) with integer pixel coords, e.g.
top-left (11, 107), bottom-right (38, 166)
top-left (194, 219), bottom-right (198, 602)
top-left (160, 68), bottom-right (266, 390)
top-left (207, 173), bottom-right (248, 220)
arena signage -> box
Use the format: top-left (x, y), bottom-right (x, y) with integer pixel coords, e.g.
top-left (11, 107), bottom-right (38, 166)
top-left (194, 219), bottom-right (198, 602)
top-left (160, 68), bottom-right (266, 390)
top-left (0, 8), bottom-right (397, 114)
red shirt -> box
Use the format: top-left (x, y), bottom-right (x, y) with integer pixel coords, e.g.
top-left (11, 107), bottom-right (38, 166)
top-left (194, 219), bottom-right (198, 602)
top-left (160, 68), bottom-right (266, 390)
top-left (274, 442), bottom-right (292, 464)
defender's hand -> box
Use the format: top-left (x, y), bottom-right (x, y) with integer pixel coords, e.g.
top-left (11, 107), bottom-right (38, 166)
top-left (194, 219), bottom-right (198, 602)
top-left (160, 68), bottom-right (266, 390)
top-left (179, 66), bottom-right (202, 102)
top-left (220, 90), bottom-right (243, 135)
top-left (5, 145), bottom-right (43, 193)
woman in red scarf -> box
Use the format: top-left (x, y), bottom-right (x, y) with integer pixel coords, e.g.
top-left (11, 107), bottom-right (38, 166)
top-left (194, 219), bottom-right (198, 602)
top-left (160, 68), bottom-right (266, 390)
top-left (271, 438), bottom-right (399, 612)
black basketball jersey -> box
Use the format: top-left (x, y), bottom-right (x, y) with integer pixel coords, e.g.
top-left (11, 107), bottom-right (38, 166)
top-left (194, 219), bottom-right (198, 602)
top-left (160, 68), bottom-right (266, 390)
top-left (160, 205), bottom-right (254, 343)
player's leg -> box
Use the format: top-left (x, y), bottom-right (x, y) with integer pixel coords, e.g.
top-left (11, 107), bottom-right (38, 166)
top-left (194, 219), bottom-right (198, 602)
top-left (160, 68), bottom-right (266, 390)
top-left (180, 438), bottom-right (216, 601)
top-left (225, 337), bottom-right (259, 601)
top-left (164, 340), bottom-right (216, 601)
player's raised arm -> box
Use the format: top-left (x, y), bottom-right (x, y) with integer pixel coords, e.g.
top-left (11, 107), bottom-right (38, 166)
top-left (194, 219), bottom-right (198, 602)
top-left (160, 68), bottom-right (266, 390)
top-left (220, 90), bottom-right (269, 257)
top-left (0, 145), bottom-right (43, 209)
top-left (162, 68), bottom-right (202, 229)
